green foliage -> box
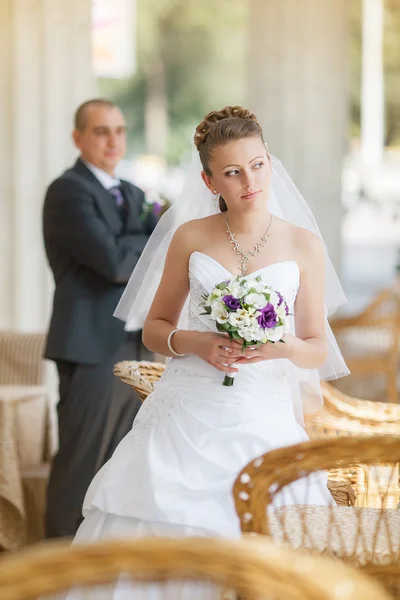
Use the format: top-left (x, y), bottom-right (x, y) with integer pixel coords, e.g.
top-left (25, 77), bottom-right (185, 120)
top-left (98, 0), bottom-right (246, 163)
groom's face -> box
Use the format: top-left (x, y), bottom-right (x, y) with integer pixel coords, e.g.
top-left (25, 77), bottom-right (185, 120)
top-left (73, 105), bottom-right (127, 175)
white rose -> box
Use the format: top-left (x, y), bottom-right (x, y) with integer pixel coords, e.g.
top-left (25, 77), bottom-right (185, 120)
top-left (217, 312), bottom-right (229, 324)
top-left (247, 279), bottom-right (269, 294)
top-left (265, 325), bottom-right (285, 342)
top-left (228, 281), bottom-right (247, 298)
top-left (268, 291), bottom-right (280, 308)
top-left (211, 300), bottom-right (227, 321)
top-left (276, 303), bottom-right (287, 319)
top-left (250, 328), bottom-right (265, 342)
top-left (238, 328), bottom-right (255, 342)
top-left (244, 293), bottom-right (268, 309)
top-left (228, 309), bottom-right (251, 327)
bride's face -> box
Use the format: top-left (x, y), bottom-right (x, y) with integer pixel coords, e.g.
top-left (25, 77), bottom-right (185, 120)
top-left (202, 136), bottom-right (271, 212)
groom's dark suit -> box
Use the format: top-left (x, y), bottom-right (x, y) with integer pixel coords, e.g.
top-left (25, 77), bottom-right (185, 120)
top-left (43, 158), bottom-right (155, 537)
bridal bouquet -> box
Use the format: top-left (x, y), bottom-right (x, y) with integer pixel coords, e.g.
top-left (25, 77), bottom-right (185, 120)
top-left (201, 276), bottom-right (290, 386)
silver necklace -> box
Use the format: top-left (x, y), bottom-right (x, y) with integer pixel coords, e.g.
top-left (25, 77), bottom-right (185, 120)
top-left (225, 214), bottom-right (273, 276)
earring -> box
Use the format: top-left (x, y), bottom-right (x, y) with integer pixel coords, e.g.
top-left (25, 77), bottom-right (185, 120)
top-left (213, 190), bottom-right (217, 194)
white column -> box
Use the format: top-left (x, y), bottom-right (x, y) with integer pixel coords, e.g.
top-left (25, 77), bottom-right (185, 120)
top-left (0, 0), bottom-right (96, 331)
top-left (361, 0), bottom-right (384, 172)
top-left (247, 0), bottom-right (348, 272)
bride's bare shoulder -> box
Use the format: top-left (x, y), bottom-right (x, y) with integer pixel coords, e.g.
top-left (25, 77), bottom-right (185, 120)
top-left (178, 214), bottom-right (221, 233)
top-left (292, 225), bottom-right (324, 259)
top-left (171, 214), bottom-right (222, 253)
top-left (272, 216), bottom-right (324, 269)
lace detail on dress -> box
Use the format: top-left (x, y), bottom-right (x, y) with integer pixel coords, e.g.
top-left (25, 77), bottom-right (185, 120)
top-left (250, 360), bottom-right (293, 412)
top-left (132, 383), bottom-right (190, 445)
top-left (188, 306), bottom-right (211, 333)
top-left (133, 387), bottom-right (181, 432)
top-left (188, 272), bottom-right (213, 332)
top-left (278, 282), bottom-right (300, 307)
top-left (162, 365), bottom-right (209, 382)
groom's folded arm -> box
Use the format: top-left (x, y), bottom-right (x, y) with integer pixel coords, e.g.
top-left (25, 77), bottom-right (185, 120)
top-left (43, 179), bottom-right (147, 283)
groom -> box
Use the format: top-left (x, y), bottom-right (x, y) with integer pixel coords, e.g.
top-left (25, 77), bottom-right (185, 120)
top-left (43, 99), bottom-right (156, 538)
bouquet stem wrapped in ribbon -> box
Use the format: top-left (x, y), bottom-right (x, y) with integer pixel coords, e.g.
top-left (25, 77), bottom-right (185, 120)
top-left (201, 275), bottom-right (290, 386)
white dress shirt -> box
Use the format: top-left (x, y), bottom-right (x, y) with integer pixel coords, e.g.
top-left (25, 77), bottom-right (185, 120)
top-left (81, 159), bottom-right (121, 191)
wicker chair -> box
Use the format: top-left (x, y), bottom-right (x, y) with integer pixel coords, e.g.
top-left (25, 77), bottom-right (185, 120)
top-left (329, 288), bottom-right (400, 403)
top-left (0, 331), bottom-right (46, 385)
top-left (305, 382), bottom-right (400, 507)
top-left (307, 381), bottom-right (400, 435)
top-left (233, 436), bottom-right (400, 596)
top-left (0, 331), bottom-right (50, 548)
top-left (114, 360), bottom-right (166, 402)
top-left (0, 536), bottom-right (390, 600)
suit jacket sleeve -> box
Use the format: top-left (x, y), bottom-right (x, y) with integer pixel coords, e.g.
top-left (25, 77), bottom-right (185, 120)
top-left (43, 178), bottom-right (148, 284)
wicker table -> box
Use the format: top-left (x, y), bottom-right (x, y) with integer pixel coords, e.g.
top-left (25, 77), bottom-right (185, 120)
top-left (0, 386), bottom-right (52, 550)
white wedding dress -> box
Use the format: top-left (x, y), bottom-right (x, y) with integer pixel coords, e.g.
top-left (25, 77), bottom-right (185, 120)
top-left (61, 252), bottom-right (333, 599)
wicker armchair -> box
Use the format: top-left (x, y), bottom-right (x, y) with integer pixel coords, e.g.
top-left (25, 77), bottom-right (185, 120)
top-left (306, 382), bottom-right (400, 507)
top-left (233, 436), bottom-right (400, 596)
top-left (0, 536), bottom-right (390, 600)
top-left (0, 331), bottom-right (46, 385)
top-left (330, 288), bottom-right (400, 403)
top-left (308, 381), bottom-right (400, 436)
top-left (0, 332), bottom-right (50, 548)
top-left (114, 360), bottom-right (166, 402)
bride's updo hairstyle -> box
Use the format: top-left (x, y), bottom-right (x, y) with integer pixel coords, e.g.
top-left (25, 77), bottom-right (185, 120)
top-left (194, 106), bottom-right (265, 212)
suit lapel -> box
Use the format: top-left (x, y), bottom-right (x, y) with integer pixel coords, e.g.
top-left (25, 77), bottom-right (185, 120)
top-left (119, 180), bottom-right (144, 233)
top-left (71, 159), bottom-right (122, 233)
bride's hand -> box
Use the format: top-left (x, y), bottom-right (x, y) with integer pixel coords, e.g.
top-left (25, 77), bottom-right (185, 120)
top-left (233, 333), bottom-right (295, 365)
top-left (189, 332), bottom-right (256, 374)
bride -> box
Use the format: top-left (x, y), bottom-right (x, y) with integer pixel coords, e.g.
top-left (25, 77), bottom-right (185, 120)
top-left (61, 106), bottom-right (348, 598)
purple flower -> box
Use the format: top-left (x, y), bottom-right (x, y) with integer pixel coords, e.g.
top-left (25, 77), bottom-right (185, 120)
top-left (277, 292), bottom-right (289, 315)
top-left (257, 303), bottom-right (278, 329)
top-left (152, 202), bottom-right (163, 216)
top-left (223, 295), bottom-right (241, 310)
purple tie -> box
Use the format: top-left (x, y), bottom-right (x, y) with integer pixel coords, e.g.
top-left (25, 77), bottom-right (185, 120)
top-left (109, 186), bottom-right (124, 208)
